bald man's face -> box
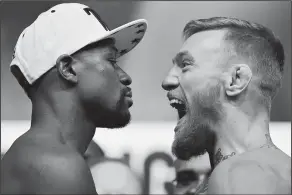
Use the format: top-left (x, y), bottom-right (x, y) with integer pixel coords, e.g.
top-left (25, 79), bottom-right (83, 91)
top-left (74, 40), bottom-right (133, 129)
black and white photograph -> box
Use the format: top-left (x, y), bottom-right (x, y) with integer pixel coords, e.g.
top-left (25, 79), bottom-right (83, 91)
top-left (1, 1), bottom-right (291, 194)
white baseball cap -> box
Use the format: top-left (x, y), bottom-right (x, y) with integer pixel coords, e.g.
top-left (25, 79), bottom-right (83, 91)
top-left (10, 3), bottom-right (148, 84)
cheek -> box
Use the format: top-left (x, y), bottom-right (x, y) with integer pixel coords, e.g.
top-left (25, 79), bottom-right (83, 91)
top-left (77, 69), bottom-right (122, 104)
top-left (182, 76), bottom-right (203, 95)
top-left (182, 69), bottom-right (222, 101)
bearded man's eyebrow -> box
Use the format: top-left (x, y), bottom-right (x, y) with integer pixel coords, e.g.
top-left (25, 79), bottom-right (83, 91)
top-left (172, 51), bottom-right (195, 65)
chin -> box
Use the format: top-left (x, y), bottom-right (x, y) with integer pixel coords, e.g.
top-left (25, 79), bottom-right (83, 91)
top-left (109, 113), bottom-right (131, 129)
top-left (96, 110), bottom-right (131, 129)
top-left (171, 109), bottom-right (217, 160)
top-left (105, 97), bottom-right (132, 129)
top-left (169, 83), bottom-right (222, 160)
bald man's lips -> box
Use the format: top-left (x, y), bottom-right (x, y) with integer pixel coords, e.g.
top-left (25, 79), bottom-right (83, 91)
top-left (124, 89), bottom-right (133, 107)
top-left (126, 97), bottom-right (133, 107)
top-left (125, 90), bottom-right (132, 98)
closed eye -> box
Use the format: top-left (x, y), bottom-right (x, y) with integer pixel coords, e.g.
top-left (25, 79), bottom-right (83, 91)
top-left (108, 59), bottom-right (118, 66)
top-left (180, 60), bottom-right (194, 72)
top-left (182, 60), bottom-right (193, 67)
top-left (173, 51), bottom-right (195, 70)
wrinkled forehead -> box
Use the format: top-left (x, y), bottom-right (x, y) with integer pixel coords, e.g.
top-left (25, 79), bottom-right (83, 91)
top-left (180, 30), bottom-right (227, 58)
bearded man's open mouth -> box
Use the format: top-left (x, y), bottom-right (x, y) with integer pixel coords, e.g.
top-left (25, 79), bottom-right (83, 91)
top-left (167, 93), bottom-right (188, 132)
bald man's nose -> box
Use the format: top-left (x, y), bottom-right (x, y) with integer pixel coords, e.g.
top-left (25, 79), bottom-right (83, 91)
top-left (118, 67), bottom-right (132, 86)
top-left (162, 75), bottom-right (179, 91)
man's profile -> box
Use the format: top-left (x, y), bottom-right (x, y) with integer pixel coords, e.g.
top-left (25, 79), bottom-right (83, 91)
top-left (1, 3), bottom-right (147, 194)
top-left (162, 17), bottom-right (291, 194)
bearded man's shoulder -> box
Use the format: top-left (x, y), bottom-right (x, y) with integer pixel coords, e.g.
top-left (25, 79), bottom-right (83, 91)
top-left (207, 153), bottom-right (290, 194)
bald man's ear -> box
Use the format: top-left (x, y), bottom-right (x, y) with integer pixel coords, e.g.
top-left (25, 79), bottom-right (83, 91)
top-left (224, 64), bottom-right (252, 97)
top-left (56, 54), bottom-right (78, 84)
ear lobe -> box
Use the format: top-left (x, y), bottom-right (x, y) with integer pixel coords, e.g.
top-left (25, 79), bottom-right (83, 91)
top-left (56, 54), bottom-right (78, 84)
top-left (224, 64), bottom-right (252, 97)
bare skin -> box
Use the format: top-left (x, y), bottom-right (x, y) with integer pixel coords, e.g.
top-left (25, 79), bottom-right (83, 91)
top-left (1, 40), bottom-right (133, 194)
top-left (207, 146), bottom-right (291, 194)
top-left (162, 29), bottom-right (291, 194)
top-left (1, 131), bottom-right (97, 194)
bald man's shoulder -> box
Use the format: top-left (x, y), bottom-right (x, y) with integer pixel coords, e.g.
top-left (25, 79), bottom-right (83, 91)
top-left (208, 148), bottom-right (291, 194)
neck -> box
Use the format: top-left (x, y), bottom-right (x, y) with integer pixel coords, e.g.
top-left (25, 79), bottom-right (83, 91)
top-left (30, 93), bottom-right (96, 154)
top-left (207, 105), bottom-right (274, 169)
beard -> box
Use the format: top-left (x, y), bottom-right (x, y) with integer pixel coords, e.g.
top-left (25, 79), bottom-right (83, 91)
top-left (172, 82), bottom-right (222, 160)
top-left (104, 96), bottom-right (131, 129)
top-left (84, 90), bottom-right (131, 129)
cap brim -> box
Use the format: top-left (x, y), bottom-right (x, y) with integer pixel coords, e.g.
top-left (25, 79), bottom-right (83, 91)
top-left (93, 19), bottom-right (147, 58)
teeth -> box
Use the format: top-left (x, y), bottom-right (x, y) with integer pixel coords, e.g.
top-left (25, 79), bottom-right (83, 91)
top-left (170, 99), bottom-right (184, 105)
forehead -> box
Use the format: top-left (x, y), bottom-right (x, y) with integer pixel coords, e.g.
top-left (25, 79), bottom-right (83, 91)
top-left (180, 30), bottom-right (227, 60)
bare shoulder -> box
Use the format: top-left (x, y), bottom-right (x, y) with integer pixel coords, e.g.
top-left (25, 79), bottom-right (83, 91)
top-left (1, 133), bottom-right (97, 194)
top-left (208, 148), bottom-right (291, 194)
top-left (34, 150), bottom-right (97, 194)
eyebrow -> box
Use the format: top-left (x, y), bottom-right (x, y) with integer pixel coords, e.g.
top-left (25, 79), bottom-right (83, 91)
top-left (172, 51), bottom-right (195, 65)
top-left (106, 46), bottom-right (118, 58)
top-left (110, 46), bottom-right (118, 53)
